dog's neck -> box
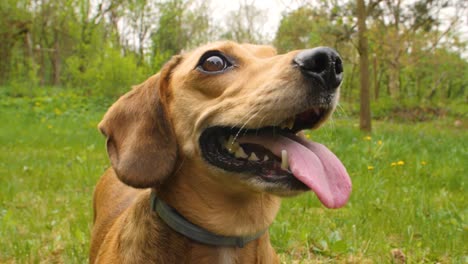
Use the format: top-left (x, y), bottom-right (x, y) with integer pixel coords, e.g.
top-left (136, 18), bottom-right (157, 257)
top-left (150, 191), bottom-right (267, 247)
top-left (117, 159), bottom-right (281, 263)
top-left (157, 159), bottom-right (282, 238)
top-left (118, 190), bottom-right (278, 263)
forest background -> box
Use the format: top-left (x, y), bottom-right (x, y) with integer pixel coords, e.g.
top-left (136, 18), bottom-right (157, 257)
top-left (2, 0), bottom-right (466, 109)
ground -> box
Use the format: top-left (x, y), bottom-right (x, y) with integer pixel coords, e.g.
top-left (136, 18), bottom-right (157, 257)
top-left (0, 89), bottom-right (466, 263)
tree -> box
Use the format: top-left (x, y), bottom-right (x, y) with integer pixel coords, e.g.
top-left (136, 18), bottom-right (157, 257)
top-left (221, 0), bottom-right (267, 43)
top-left (125, 0), bottom-right (157, 65)
top-left (274, 3), bottom-right (358, 98)
top-left (1, 0), bottom-right (465, 105)
top-left (357, 0), bottom-right (371, 132)
top-left (274, 7), bottom-right (318, 52)
top-left (0, 0), bottom-right (31, 85)
top-left (367, 0), bottom-right (465, 99)
top-left (151, 0), bottom-right (212, 70)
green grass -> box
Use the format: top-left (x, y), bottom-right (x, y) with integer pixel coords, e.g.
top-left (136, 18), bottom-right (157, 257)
top-left (274, 117), bottom-right (467, 263)
top-left (0, 89), bottom-right (466, 263)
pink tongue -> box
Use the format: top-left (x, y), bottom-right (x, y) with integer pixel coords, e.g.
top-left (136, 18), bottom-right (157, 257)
top-left (238, 134), bottom-right (351, 208)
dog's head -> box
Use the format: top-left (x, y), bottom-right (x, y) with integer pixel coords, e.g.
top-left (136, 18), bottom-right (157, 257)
top-left (99, 41), bottom-right (351, 208)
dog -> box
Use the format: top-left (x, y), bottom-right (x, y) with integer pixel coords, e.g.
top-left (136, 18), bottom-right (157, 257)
top-left (90, 41), bottom-right (351, 263)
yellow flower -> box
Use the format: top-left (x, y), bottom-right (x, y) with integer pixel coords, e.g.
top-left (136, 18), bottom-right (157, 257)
top-left (397, 161), bottom-right (405, 166)
top-left (377, 140), bottom-right (382, 145)
top-left (367, 166), bottom-right (374, 170)
top-left (421, 161), bottom-right (427, 166)
top-left (35, 102), bottom-right (41, 107)
top-left (306, 134), bottom-right (311, 139)
top-left (363, 136), bottom-right (372, 141)
top-left (391, 162), bottom-right (397, 166)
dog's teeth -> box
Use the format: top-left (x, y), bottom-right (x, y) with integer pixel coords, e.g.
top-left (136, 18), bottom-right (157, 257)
top-left (263, 155), bottom-right (269, 161)
top-left (224, 141), bottom-right (233, 153)
top-left (234, 146), bottom-right (248, 159)
top-left (248, 152), bottom-right (259, 161)
top-left (281, 150), bottom-right (289, 170)
top-left (231, 142), bottom-right (240, 152)
top-left (230, 141), bottom-right (240, 152)
top-left (227, 135), bottom-right (236, 148)
top-left (280, 117), bottom-right (295, 130)
top-left (225, 136), bottom-right (240, 153)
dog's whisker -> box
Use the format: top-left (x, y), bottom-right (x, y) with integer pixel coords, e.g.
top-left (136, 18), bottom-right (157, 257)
top-left (329, 116), bottom-right (336, 129)
top-left (230, 106), bottom-right (259, 130)
top-left (335, 103), bottom-right (349, 118)
top-left (230, 104), bottom-right (257, 126)
top-left (270, 116), bottom-right (285, 137)
top-left (254, 121), bottom-right (263, 136)
top-left (230, 103), bottom-right (268, 145)
top-left (324, 116), bottom-right (336, 137)
top-left (254, 107), bottom-right (269, 136)
top-left (242, 104), bottom-right (270, 136)
top-left (233, 110), bottom-right (261, 142)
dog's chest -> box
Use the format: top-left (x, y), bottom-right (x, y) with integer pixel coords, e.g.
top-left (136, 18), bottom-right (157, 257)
top-left (218, 247), bottom-right (238, 264)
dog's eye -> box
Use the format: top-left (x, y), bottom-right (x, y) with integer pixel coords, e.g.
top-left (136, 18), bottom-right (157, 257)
top-left (197, 52), bottom-right (233, 73)
top-left (201, 55), bottom-right (227, 72)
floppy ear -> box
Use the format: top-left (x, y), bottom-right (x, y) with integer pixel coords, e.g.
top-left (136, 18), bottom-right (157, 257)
top-left (98, 57), bottom-right (181, 188)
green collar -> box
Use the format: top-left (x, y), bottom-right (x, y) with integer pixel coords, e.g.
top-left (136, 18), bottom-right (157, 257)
top-left (150, 191), bottom-right (267, 248)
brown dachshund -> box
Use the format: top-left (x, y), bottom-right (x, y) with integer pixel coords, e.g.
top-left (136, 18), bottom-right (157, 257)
top-left (90, 41), bottom-right (351, 263)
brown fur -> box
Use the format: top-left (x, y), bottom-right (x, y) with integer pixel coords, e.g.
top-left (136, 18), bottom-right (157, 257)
top-left (90, 41), bottom-right (340, 263)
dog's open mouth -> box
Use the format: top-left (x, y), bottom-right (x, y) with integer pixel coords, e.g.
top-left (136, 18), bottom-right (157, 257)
top-left (199, 107), bottom-right (351, 208)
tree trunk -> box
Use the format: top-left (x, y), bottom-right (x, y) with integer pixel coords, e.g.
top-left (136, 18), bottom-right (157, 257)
top-left (52, 43), bottom-right (60, 86)
top-left (388, 59), bottom-right (400, 98)
top-left (357, 0), bottom-right (372, 132)
top-left (52, 30), bottom-right (61, 86)
top-left (388, 0), bottom-right (402, 98)
top-left (0, 35), bottom-right (13, 85)
top-left (25, 31), bottom-right (34, 62)
top-left (373, 54), bottom-right (379, 100)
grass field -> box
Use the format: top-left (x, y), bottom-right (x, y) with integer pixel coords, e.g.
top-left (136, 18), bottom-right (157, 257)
top-left (0, 88), bottom-right (466, 263)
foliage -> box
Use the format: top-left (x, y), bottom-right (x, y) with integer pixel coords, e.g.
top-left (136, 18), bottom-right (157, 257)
top-left (64, 45), bottom-right (149, 96)
top-left (0, 89), bottom-right (466, 262)
top-left (274, 7), bottom-right (318, 51)
top-left (1, 0), bottom-right (466, 105)
top-left (274, 4), bottom-right (354, 52)
top-left (0, 0), bottom-right (213, 95)
top-left (151, 0), bottom-right (212, 69)
top-left (273, 1), bottom-right (467, 105)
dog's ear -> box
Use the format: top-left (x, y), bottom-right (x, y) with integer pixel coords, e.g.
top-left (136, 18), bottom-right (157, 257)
top-left (98, 56), bottom-right (181, 188)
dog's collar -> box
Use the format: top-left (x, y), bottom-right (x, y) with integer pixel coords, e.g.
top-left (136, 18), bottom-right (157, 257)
top-left (150, 191), bottom-right (267, 248)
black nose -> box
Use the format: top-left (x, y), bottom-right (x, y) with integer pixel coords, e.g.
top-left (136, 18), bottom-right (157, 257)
top-left (293, 47), bottom-right (343, 91)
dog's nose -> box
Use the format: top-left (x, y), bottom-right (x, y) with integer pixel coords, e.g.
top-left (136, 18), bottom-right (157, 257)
top-left (293, 47), bottom-right (343, 91)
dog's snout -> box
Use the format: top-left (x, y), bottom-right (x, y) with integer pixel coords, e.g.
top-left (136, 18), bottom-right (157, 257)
top-left (293, 47), bottom-right (343, 91)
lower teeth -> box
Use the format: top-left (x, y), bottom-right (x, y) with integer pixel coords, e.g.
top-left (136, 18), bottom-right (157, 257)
top-left (222, 137), bottom-right (287, 169)
top-left (234, 146), bottom-right (248, 158)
